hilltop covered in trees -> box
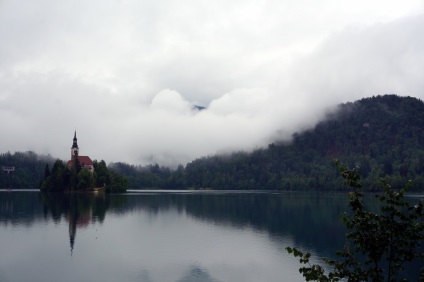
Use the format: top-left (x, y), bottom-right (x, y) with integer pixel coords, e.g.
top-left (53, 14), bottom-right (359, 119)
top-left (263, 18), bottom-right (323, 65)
top-left (0, 152), bottom-right (127, 192)
top-left (2, 95), bottom-right (424, 191)
top-left (111, 95), bottom-right (424, 191)
top-left (39, 159), bottom-right (127, 193)
top-left (0, 151), bottom-right (55, 189)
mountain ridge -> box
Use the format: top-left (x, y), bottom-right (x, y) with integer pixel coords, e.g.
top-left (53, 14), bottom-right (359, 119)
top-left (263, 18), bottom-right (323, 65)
top-left (2, 94), bottom-right (424, 191)
top-left (179, 94), bottom-right (424, 191)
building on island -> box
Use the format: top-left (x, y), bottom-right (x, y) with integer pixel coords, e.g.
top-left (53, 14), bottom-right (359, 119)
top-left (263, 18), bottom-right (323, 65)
top-left (66, 131), bottom-right (94, 173)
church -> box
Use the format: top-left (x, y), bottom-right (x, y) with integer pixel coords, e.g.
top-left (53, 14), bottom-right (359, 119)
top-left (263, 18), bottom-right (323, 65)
top-left (66, 131), bottom-right (94, 173)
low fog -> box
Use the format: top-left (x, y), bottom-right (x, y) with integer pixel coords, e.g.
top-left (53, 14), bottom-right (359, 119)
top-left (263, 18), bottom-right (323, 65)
top-left (0, 0), bottom-right (423, 166)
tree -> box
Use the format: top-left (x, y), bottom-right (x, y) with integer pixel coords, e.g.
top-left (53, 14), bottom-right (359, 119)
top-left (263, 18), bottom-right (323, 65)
top-left (44, 163), bottom-right (51, 178)
top-left (167, 164), bottom-right (186, 189)
top-left (39, 159), bottom-right (68, 191)
top-left (107, 171), bottom-right (128, 193)
top-left (286, 163), bottom-right (424, 281)
top-left (93, 160), bottom-right (110, 188)
top-left (39, 158), bottom-right (127, 192)
top-left (76, 169), bottom-right (94, 191)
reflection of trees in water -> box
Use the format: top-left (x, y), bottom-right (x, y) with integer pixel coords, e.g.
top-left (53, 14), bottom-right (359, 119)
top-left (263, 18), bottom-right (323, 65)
top-left (40, 192), bottom-right (109, 223)
top-left (176, 265), bottom-right (222, 282)
top-left (0, 191), bottom-right (128, 225)
top-left (120, 192), bottom-right (353, 258)
top-left (1, 191), bottom-right (369, 260)
top-left (135, 265), bottom-right (221, 282)
top-left (0, 191), bottom-right (42, 226)
top-left (40, 192), bottom-right (115, 254)
top-left (0, 191), bottom-right (130, 254)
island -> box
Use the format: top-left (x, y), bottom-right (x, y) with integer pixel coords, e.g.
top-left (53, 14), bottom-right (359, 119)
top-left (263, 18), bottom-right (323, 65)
top-left (39, 131), bottom-right (127, 193)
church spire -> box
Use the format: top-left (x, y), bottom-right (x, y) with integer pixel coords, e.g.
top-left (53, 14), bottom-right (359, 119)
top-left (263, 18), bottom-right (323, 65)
top-left (71, 130), bottom-right (79, 158)
top-left (72, 130), bottom-right (79, 149)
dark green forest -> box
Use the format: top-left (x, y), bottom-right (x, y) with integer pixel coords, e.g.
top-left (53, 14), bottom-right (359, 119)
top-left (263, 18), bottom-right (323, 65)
top-left (2, 95), bottom-right (424, 191)
top-left (0, 151), bottom-right (55, 189)
top-left (39, 159), bottom-right (127, 193)
top-left (0, 153), bottom-right (127, 192)
top-left (110, 95), bottom-right (424, 191)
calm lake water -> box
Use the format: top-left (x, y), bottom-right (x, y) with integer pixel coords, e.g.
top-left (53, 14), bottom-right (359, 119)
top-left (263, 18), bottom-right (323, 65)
top-left (0, 190), bottom-right (420, 281)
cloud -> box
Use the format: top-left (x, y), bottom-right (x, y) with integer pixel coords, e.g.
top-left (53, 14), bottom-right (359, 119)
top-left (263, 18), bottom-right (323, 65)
top-left (149, 89), bottom-right (192, 114)
top-left (285, 14), bottom-right (424, 104)
top-left (0, 0), bottom-right (423, 166)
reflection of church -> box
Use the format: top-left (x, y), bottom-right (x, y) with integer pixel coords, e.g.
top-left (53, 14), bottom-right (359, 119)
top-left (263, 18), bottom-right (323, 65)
top-left (39, 192), bottom-right (109, 255)
top-left (68, 208), bottom-right (92, 255)
top-left (66, 131), bottom-right (94, 173)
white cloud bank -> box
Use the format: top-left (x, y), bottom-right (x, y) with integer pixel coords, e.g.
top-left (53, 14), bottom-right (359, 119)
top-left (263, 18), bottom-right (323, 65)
top-left (0, 0), bottom-right (423, 166)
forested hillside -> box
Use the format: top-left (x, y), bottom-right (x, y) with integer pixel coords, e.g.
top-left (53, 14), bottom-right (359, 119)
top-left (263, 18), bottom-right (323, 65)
top-left (0, 151), bottom-right (55, 188)
top-left (3, 95), bottom-right (424, 191)
top-left (112, 95), bottom-right (424, 191)
top-left (0, 152), bottom-right (127, 191)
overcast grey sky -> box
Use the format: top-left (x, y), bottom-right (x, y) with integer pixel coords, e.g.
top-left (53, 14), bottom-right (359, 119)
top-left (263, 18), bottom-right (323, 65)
top-left (1, 0), bottom-right (423, 166)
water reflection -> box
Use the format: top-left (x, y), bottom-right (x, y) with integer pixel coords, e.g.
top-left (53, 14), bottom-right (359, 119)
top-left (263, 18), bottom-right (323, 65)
top-left (1, 191), bottom-right (349, 258)
top-left (39, 192), bottom-right (113, 254)
top-left (1, 190), bottom-right (421, 281)
top-left (122, 191), bottom-right (349, 257)
top-left (0, 190), bottom-right (361, 282)
top-left (176, 266), bottom-right (222, 282)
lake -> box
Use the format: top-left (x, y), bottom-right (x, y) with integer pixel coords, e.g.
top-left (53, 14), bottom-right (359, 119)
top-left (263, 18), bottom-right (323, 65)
top-left (0, 190), bottom-right (420, 281)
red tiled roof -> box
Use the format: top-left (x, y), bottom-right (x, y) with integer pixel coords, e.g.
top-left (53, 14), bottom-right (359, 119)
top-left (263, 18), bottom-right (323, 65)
top-left (78, 156), bottom-right (93, 166)
top-left (67, 156), bottom-right (93, 167)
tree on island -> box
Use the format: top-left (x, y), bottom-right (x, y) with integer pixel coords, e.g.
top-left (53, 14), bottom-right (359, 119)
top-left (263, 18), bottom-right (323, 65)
top-left (287, 163), bottom-right (424, 281)
top-left (39, 159), bottom-right (127, 193)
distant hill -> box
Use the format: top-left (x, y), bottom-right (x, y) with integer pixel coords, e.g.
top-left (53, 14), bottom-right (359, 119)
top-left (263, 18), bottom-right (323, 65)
top-left (0, 152), bottom-right (55, 189)
top-left (180, 94), bottom-right (424, 191)
top-left (193, 105), bottom-right (206, 111)
top-left (4, 95), bottom-right (424, 191)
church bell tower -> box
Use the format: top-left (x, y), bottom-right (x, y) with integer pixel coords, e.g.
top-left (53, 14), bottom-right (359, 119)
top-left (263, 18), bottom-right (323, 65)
top-left (71, 130), bottom-right (79, 159)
